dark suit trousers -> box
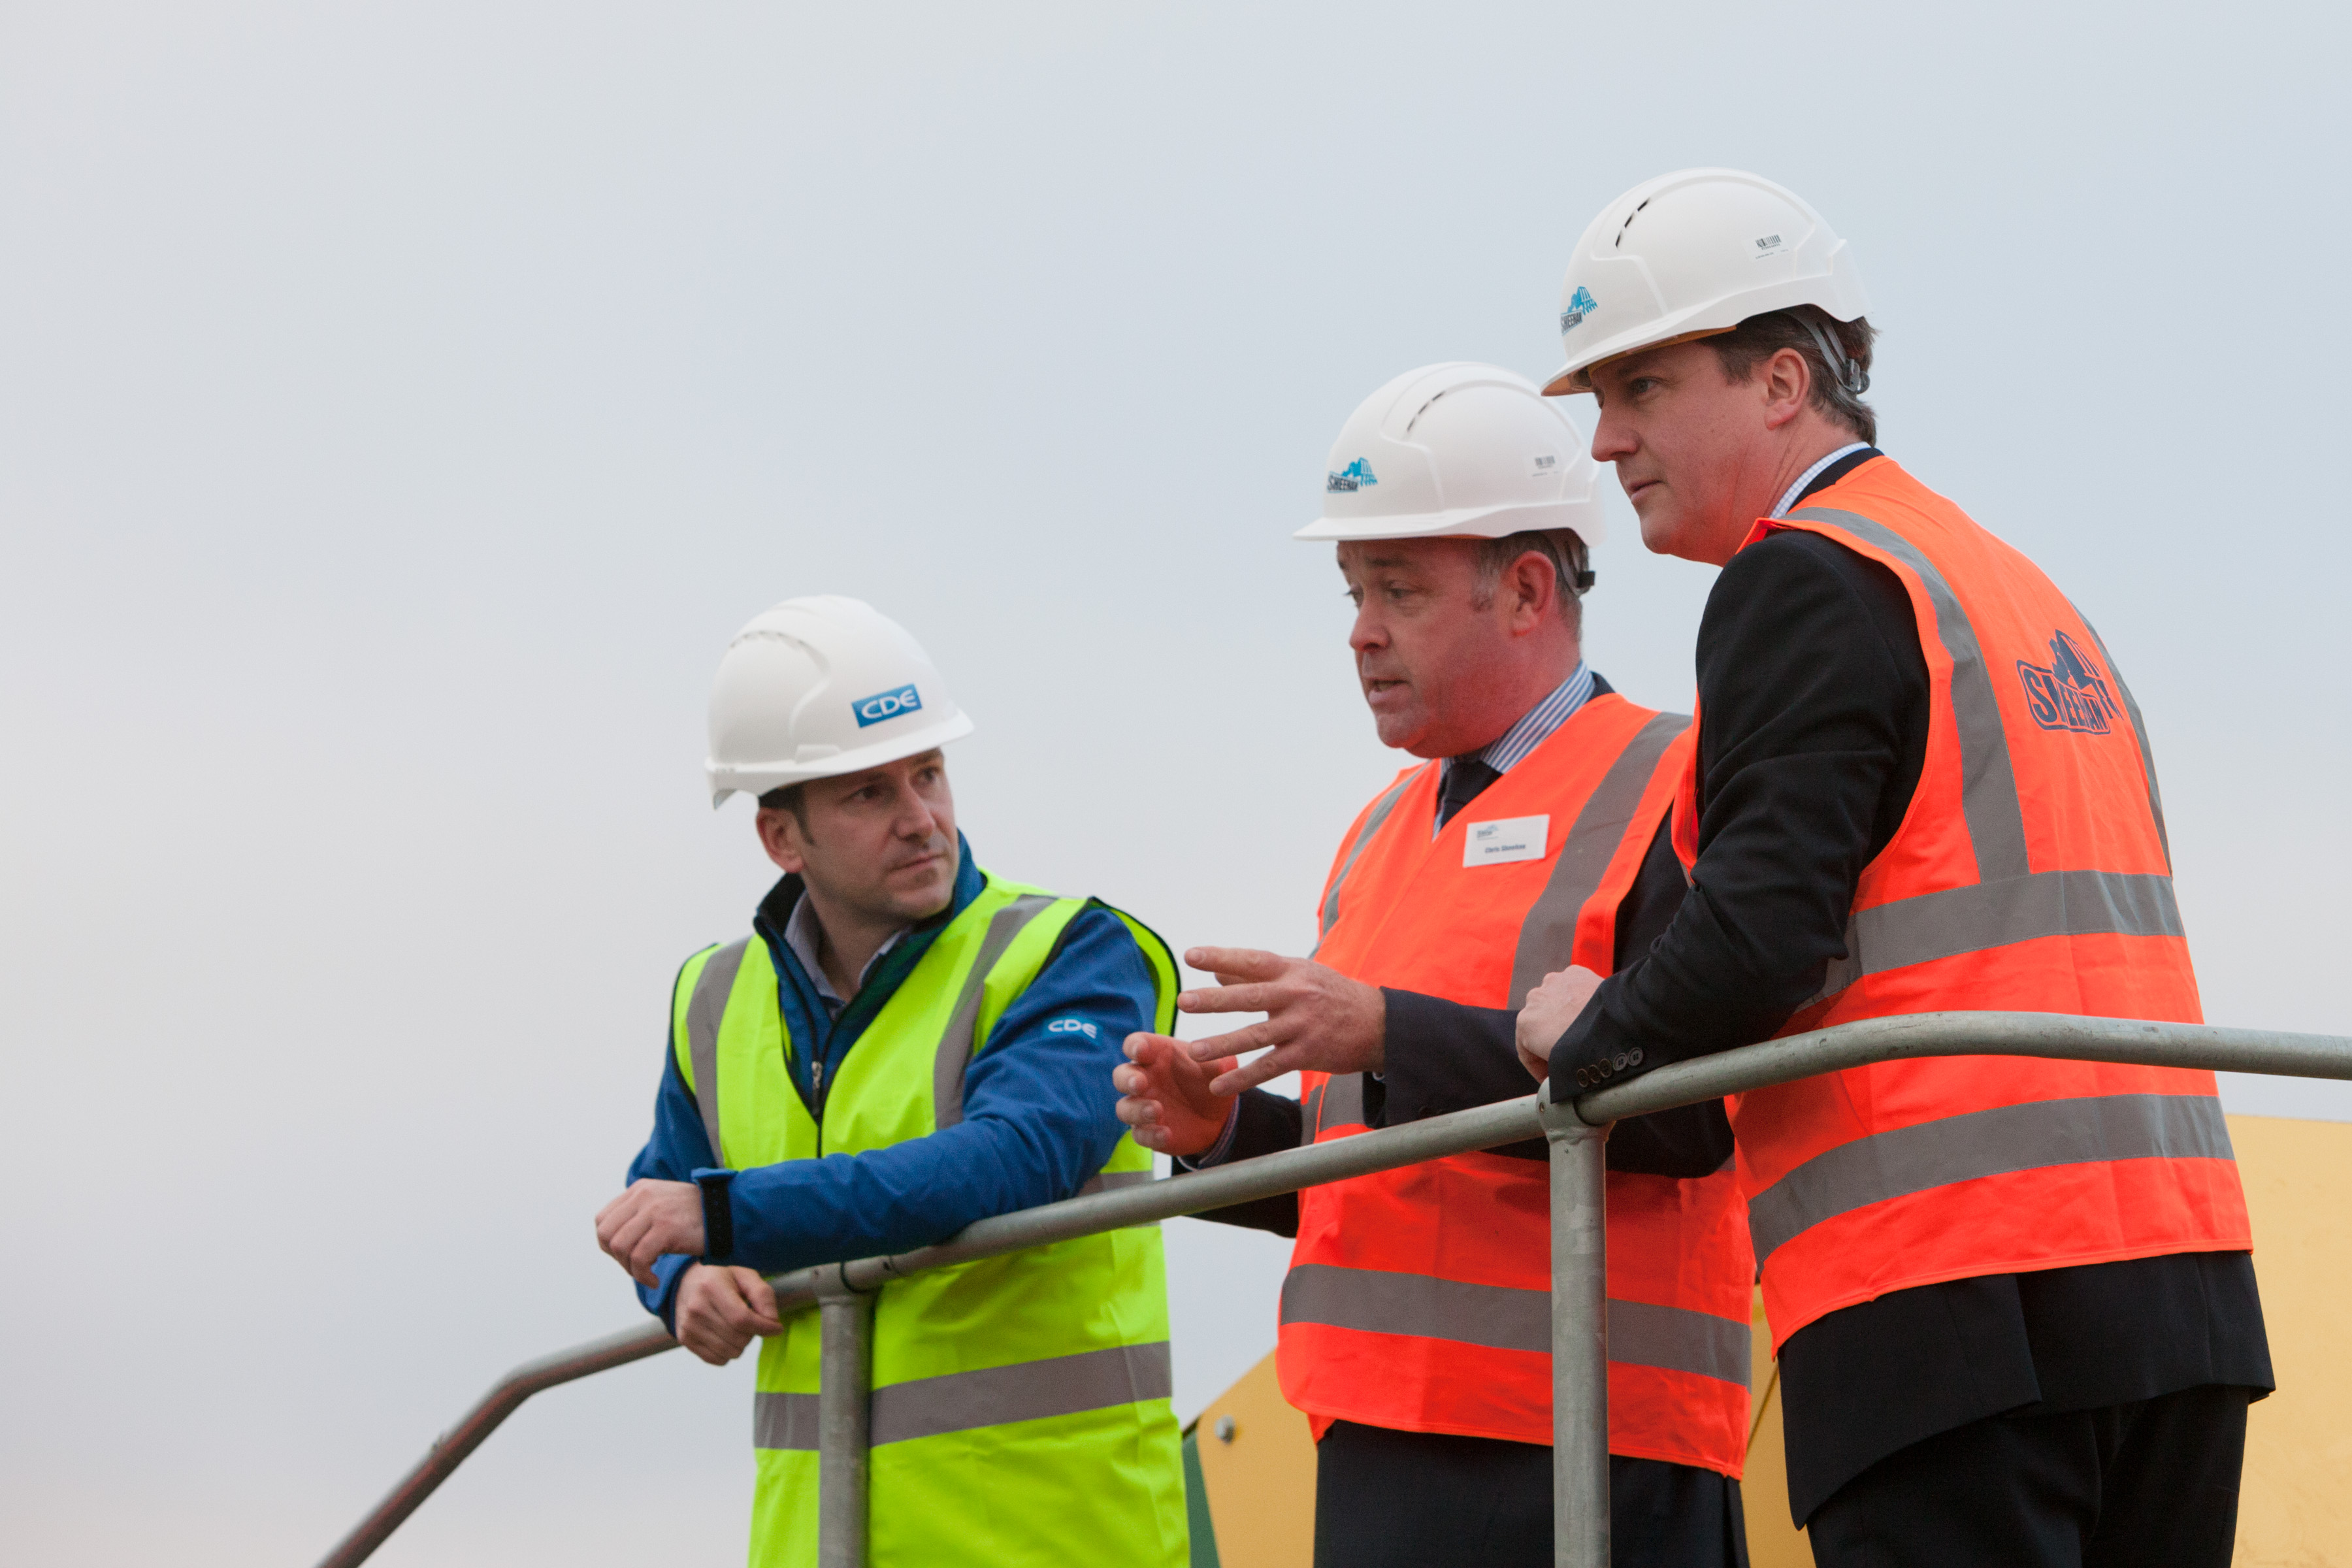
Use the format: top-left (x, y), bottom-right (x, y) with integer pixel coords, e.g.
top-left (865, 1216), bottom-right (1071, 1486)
top-left (1805, 1383), bottom-right (2251, 1567)
top-left (1313, 1420), bottom-right (1748, 1568)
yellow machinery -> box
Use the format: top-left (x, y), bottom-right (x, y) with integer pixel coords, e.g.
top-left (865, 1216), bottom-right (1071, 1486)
top-left (1181, 1115), bottom-right (2350, 1567)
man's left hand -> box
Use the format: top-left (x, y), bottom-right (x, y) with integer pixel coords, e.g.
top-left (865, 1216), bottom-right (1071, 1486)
top-left (1514, 964), bottom-right (1603, 1081)
top-left (595, 1179), bottom-right (707, 1286)
top-left (1175, 947), bottom-right (1386, 1096)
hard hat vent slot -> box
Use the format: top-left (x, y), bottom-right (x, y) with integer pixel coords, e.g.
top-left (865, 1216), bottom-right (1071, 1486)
top-left (1402, 388), bottom-right (1448, 438)
top-left (1614, 198), bottom-right (1651, 249)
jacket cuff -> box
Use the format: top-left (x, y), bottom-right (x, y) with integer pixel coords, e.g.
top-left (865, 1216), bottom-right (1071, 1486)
top-left (1550, 1034), bottom-right (1650, 1092)
top-left (693, 1169), bottom-right (737, 1263)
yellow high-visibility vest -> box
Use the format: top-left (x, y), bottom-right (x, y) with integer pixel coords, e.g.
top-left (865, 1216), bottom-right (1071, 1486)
top-left (672, 871), bottom-right (1186, 1568)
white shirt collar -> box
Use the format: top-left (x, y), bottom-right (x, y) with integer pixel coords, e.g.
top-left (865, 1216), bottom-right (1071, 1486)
top-left (1772, 442), bottom-right (1872, 519)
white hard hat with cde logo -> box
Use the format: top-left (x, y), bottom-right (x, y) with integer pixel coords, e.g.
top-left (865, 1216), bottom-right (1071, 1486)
top-left (1298, 361), bottom-right (1608, 544)
top-left (1542, 169), bottom-right (1870, 397)
top-left (704, 595), bottom-right (975, 806)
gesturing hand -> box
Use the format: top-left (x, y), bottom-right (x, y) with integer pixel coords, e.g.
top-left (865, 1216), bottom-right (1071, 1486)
top-left (1173, 947), bottom-right (1386, 1096)
top-left (1514, 964), bottom-right (1603, 1081)
top-left (594, 1178), bottom-right (707, 1286)
top-left (1114, 1032), bottom-right (1239, 1156)
top-left (673, 1263), bottom-right (784, 1366)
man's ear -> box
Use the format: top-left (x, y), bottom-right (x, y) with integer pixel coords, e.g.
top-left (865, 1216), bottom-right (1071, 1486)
top-left (755, 808), bottom-right (806, 875)
top-left (1507, 549), bottom-right (1556, 633)
top-left (1761, 346), bottom-right (1813, 430)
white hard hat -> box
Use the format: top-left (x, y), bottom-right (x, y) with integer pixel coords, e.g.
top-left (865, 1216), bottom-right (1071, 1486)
top-left (1542, 169), bottom-right (1870, 397)
top-left (1297, 361), bottom-right (1608, 545)
top-left (704, 595), bottom-right (975, 806)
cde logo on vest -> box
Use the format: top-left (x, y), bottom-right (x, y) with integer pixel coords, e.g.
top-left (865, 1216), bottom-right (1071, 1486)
top-left (2016, 630), bottom-right (2121, 735)
top-left (851, 683), bottom-right (923, 727)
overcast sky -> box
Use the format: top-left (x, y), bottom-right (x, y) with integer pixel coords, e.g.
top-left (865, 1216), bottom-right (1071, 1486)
top-left (6, 3), bottom-right (2348, 1563)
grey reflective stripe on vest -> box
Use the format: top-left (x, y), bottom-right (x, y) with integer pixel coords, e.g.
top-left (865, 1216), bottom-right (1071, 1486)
top-left (1786, 507), bottom-right (2182, 1003)
top-left (2073, 608), bottom-right (2172, 870)
top-left (1791, 507), bottom-right (2032, 882)
top-left (1746, 1092), bottom-right (2236, 1266)
top-left (931, 892), bottom-right (1063, 1129)
top-left (1303, 1073), bottom-right (1368, 1142)
top-left (1318, 770), bottom-right (1425, 943)
top-left (685, 938), bottom-right (752, 1166)
top-left (1280, 1263), bottom-right (1748, 1387)
top-left (1507, 710), bottom-right (1690, 1005)
top-left (753, 1340), bottom-right (1173, 1450)
top-left (1813, 868), bottom-right (2185, 998)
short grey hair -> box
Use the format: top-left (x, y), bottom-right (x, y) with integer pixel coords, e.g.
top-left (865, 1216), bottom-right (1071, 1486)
top-left (1708, 306), bottom-right (1878, 445)
top-left (1470, 529), bottom-right (1593, 631)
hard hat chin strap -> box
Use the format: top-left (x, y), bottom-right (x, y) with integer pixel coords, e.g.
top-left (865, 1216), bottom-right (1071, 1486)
top-left (1795, 314), bottom-right (1870, 396)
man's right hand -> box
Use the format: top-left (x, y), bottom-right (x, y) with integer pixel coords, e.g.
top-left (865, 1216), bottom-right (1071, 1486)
top-left (1113, 1032), bottom-right (1239, 1158)
top-left (674, 1264), bottom-right (784, 1366)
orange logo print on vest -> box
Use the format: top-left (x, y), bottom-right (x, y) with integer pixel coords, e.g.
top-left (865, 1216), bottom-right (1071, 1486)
top-left (2016, 630), bottom-right (2121, 735)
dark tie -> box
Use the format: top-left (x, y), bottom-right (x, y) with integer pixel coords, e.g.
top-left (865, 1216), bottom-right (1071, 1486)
top-left (1435, 757), bottom-right (1501, 829)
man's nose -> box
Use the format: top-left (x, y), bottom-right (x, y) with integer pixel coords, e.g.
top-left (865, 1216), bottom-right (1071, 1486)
top-left (1348, 602), bottom-right (1386, 654)
top-left (1589, 404), bottom-right (1635, 466)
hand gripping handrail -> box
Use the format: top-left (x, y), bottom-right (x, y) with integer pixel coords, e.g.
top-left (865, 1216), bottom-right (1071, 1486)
top-left (314, 1012), bottom-right (2352, 1568)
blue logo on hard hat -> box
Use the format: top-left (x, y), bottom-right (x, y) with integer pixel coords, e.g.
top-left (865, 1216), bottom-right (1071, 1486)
top-left (2016, 632), bottom-right (2120, 736)
top-left (1327, 459), bottom-right (1378, 493)
top-left (852, 683), bottom-right (923, 727)
top-left (1560, 286), bottom-right (1599, 333)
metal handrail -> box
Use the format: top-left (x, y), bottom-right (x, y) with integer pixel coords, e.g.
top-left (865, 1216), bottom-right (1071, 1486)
top-left (314, 1012), bottom-right (2352, 1568)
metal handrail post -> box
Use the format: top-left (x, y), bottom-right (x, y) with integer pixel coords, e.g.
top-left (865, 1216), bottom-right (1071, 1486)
top-left (815, 1264), bottom-right (876, 1568)
top-left (1540, 1080), bottom-right (1612, 1568)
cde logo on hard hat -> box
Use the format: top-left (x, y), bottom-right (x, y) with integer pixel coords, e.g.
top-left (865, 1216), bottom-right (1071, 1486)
top-left (2016, 632), bottom-right (2121, 736)
top-left (1326, 459), bottom-right (1377, 494)
top-left (851, 683), bottom-right (924, 728)
top-left (1559, 286), bottom-right (1598, 333)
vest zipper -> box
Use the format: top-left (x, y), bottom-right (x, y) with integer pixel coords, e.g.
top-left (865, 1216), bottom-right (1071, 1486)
top-left (812, 1053), bottom-right (828, 1157)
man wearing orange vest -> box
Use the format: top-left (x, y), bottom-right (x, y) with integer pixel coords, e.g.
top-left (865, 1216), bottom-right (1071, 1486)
top-left (1116, 363), bottom-right (1755, 1566)
top-left (1512, 171), bottom-right (2271, 1565)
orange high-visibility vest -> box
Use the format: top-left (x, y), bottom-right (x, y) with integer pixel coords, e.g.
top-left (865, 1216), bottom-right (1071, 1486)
top-left (1282, 693), bottom-right (1753, 1477)
top-left (1669, 455), bottom-right (2248, 1351)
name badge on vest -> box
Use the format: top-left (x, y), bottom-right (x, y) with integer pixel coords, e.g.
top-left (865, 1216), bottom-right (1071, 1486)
top-left (1463, 813), bottom-right (1548, 867)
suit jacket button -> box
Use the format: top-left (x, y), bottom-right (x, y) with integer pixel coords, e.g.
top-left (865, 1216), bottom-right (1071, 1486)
top-left (1628, 1047), bottom-right (1644, 1066)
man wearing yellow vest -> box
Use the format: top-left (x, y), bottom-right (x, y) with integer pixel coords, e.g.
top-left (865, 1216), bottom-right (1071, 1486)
top-left (1515, 171), bottom-right (2271, 1565)
top-left (594, 595), bottom-right (1188, 1568)
top-left (1117, 364), bottom-right (1754, 1566)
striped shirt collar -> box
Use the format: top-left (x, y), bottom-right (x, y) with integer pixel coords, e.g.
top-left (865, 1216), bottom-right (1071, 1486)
top-left (1772, 441), bottom-right (1873, 519)
top-left (1444, 661), bottom-right (1596, 784)
top-left (784, 893), bottom-right (907, 1017)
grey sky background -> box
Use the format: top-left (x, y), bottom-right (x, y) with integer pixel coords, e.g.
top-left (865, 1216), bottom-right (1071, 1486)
top-left (4, 3), bottom-right (2346, 1563)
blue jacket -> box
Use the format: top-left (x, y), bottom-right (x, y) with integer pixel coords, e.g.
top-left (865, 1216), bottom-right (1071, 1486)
top-left (625, 838), bottom-right (1159, 1328)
